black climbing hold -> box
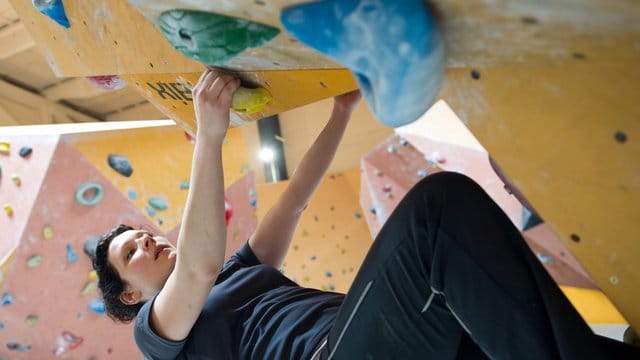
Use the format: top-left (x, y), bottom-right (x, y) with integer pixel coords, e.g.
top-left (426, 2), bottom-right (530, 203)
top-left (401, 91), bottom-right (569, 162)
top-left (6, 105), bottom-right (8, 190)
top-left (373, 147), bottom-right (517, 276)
top-left (471, 69), bottom-right (481, 80)
top-left (572, 52), bottom-right (586, 60)
top-left (614, 131), bottom-right (627, 143)
top-left (521, 206), bottom-right (544, 231)
top-left (83, 235), bottom-right (102, 262)
top-left (521, 16), bottom-right (539, 25)
top-left (570, 234), bottom-right (581, 243)
top-left (19, 146), bottom-right (32, 158)
top-left (107, 154), bottom-right (133, 177)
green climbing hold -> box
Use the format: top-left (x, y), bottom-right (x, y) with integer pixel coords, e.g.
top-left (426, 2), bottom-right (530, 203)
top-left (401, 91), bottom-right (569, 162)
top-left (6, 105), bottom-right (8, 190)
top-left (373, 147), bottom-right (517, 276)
top-left (80, 281), bottom-right (96, 296)
top-left (25, 314), bottom-right (38, 326)
top-left (75, 182), bottom-right (104, 206)
top-left (26, 255), bottom-right (42, 268)
top-left (148, 196), bottom-right (169, 211)
top-left (158, 9), bottom-right (280, 65)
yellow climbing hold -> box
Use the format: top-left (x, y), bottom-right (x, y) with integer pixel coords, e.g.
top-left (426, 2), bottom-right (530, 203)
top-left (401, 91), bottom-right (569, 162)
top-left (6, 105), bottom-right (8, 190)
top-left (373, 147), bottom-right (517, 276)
top-left (25, 314), bottom-right (38, 326)
top-left (11, 175), bottom-right (21, 186)
top-left (231, 87), bottom-right (272, 114)
top-left (88, 270), bottom-right (98, 281)
top-left (3, 204), bottom-right (13, 217)
top-left (0, 142), bottom-right (9, 154)
top-left (43, 225), bottom-right (54, 240)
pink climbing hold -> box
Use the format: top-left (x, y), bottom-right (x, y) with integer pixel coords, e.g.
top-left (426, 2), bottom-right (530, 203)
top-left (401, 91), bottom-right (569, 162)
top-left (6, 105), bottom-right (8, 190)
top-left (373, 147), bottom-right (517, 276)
top-left (86, 75), bottom-right (126, 91)
top-left (224, 198), bottom-right (233, 226)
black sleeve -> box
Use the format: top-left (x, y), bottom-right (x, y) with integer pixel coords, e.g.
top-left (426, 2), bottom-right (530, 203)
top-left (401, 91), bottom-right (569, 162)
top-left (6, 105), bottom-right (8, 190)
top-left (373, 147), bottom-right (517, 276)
top-left (229, 240), bottom-right (261, 267)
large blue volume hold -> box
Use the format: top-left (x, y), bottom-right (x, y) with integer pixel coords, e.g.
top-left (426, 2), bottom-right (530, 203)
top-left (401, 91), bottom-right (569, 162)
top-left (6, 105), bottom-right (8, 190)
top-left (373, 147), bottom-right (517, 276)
top-left (32, 0), bottom-right (70, 28)
top-left (281, 0), bottom-right (444, 127)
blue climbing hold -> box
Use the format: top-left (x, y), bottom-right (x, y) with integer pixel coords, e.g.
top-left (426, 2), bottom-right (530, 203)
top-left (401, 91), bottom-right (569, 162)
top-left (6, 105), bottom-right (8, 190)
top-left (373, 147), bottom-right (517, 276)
top-left (281, 0), bottom-right (444, 127)
top-left (107, 154), bottom-right (133, 177)
top-left (180, 181), bottom-right (190, 190)
top-left (128, 188), bottom-right (137, 200)
top-left (145, 205), bottom-right (157, 217)
top-left (19, 146), bottom-right (33, 158)
top-left (1, 292), bottom-right (13, 305)
top-left (66, 243), bottom-right (78, 264)
top-left (88, 298), bottom-right (106, 314)
top-left (32, 0), bottom-right (70, 28)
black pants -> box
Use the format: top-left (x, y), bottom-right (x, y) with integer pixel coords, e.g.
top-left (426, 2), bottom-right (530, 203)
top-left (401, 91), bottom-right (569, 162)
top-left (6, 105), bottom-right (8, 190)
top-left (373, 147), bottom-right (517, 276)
top-left (322, 172), bottom-right (638, 359)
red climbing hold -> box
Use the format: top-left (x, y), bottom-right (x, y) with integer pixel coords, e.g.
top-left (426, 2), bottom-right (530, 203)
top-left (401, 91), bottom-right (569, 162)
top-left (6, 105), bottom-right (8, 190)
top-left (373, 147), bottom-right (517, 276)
top-left (224, 198), bottom-right (233, 226)
top-left (87, 75), bottom-right (126, 91)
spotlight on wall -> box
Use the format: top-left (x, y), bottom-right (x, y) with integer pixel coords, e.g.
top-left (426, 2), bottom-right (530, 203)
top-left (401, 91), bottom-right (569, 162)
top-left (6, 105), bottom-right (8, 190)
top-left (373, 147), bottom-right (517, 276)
top-left (258, 147), bottom-right (275, 163)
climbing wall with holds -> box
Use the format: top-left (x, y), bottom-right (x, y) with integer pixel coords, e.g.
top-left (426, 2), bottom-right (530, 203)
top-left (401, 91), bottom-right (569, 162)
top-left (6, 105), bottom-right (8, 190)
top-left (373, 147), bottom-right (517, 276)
top-left (0, 127), bottom-right (258, 358)
top-left (8, 0), bottom-right (360, 129)
top-left (0, 135), bottom-right (154, 359)
top-left (362, 109), bottom-right (629, 328)
top-left (256, 168), bottom-right (372, 293)
top-left (0, 136), bottom-right (58, 290)
top-left (65, 125), bottom-right (252, 232)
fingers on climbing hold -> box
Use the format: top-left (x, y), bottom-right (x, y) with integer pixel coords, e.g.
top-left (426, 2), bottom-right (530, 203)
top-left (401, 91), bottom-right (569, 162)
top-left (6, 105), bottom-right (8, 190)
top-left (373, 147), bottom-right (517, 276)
top-left (231, 87), bottom-right (273, 114)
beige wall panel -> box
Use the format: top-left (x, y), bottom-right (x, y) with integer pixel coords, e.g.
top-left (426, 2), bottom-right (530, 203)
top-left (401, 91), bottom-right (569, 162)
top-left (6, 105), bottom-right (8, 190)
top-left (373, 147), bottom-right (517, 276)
top-left (439, 63), bottom-right (640, 329)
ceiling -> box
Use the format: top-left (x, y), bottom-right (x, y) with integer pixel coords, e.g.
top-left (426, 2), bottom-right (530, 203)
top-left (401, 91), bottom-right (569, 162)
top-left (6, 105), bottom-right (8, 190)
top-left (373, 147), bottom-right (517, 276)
top-left (0, 0), bottom-right (165, 126)
top-left (0, 0), bottom-right (393, 182)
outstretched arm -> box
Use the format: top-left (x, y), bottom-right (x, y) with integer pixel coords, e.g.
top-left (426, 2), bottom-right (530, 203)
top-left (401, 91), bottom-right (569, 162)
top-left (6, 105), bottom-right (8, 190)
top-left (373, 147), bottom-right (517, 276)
top-left (249, 91), bottom-right (361, 268)
top-left (151, 69), bottom-right (240, 341)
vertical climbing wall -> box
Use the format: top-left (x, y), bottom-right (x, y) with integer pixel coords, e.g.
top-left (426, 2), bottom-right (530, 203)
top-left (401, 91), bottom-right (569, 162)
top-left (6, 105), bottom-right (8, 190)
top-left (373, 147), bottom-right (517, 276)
top-left (256, 169), bottom-right (372, 293)
top-left (0, 126), bottom-right (258, 358)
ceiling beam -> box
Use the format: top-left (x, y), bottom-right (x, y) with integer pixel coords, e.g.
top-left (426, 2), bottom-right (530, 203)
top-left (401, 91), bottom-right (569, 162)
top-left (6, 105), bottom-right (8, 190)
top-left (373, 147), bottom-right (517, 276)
top-left (0, 21), bottom-right (35, 60)
top-left (0, 102), bottom-right (18, 125)
top-left (0, 78), bottom-right (100, 124)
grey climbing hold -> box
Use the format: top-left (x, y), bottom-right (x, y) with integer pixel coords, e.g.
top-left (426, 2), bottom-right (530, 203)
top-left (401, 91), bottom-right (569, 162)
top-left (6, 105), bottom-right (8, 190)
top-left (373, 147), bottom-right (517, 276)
top-left (18, 146), bottom-right (32, 158)
top-left (148, 196), bottom-right (169, 211)
top-left (536, 253), bottom-right (554, 264)
top-left (7, 342), bottom-right (31, 352)
top-left (107, 154), bottom-right (133, 177)
top-left (83, 235), bottom-right (101, 261)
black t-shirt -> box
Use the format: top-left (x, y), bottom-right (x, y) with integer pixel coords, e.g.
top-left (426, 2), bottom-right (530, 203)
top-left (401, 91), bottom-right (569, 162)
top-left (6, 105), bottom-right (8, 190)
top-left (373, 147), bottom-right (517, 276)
top-left (134, 242), bottom-right (345, 359)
